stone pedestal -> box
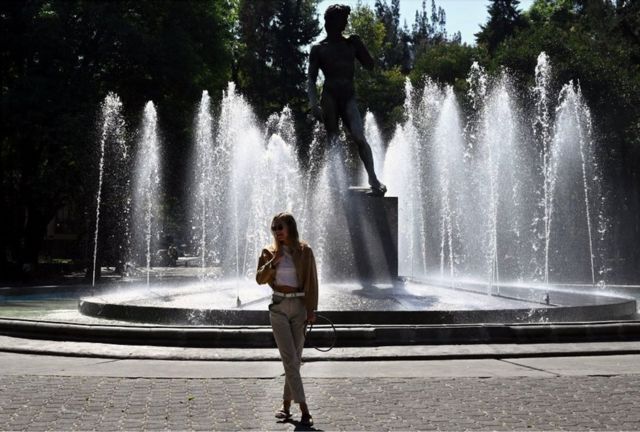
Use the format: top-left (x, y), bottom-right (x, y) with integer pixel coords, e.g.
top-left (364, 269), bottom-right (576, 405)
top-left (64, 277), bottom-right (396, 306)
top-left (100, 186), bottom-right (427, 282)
top-left (327, 186), bottom-right (398, 283)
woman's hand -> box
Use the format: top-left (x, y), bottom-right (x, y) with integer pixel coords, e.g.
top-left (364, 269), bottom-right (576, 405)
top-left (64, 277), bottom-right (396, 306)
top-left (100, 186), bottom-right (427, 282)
top-left (306, 311), bottom-right (316, 324)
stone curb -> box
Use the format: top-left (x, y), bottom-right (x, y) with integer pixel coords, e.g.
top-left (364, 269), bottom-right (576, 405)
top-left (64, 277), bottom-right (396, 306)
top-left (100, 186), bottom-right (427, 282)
top-left (2, 335), bottom-right (640, 361)
top-left (1, 317), bottom-right (640, 349)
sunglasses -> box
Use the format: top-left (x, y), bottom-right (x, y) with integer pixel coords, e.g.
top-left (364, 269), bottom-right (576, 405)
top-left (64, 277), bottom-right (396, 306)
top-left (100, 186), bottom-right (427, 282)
top-left (271, 224), bottom-right (285, 232)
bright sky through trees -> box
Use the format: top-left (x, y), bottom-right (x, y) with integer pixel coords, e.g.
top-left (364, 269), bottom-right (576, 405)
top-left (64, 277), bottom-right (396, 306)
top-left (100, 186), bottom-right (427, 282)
top-left (317, 0), bottom-right (535, 44)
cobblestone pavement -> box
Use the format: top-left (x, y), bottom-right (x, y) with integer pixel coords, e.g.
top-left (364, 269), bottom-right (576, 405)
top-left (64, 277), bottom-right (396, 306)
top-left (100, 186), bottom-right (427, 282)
top-left (1, 374), bottom-right (639, 431)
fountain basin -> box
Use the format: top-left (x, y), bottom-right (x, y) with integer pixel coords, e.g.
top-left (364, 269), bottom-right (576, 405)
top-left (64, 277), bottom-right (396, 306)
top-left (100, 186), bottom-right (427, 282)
top-left (1, 279), bottom-right (636, 348)
top-left (77, 279), bottom-right (637, 326)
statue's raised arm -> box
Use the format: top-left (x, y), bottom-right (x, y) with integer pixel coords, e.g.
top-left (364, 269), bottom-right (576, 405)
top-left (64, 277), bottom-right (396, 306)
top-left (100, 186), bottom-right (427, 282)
top-left (349, 35), bottom-right (374, 71)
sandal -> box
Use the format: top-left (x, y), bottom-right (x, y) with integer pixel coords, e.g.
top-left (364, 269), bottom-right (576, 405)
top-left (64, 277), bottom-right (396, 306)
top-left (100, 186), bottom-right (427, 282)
top-left (275, 407), bottom-right (292, 420)
top-left (300, 413), bottom-right (314, 427)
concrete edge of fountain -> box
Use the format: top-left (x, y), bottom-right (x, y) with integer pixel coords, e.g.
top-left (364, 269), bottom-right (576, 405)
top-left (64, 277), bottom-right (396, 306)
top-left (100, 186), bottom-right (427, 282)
top-left (75, 279), bottom-right (638, 327)
top-left (3, 332), bottom-right (640, 361)
top-left (1, 280), bottom-right (638, 348)
top-left (1, 316), bottom-right (640, 350)
top-left (75, 300), bottom-right (638, 326)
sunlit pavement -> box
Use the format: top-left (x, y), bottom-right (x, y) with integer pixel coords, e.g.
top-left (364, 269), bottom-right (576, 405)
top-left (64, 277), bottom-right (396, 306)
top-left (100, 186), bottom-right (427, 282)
top-left (1, 351), bottom-right (640, 431)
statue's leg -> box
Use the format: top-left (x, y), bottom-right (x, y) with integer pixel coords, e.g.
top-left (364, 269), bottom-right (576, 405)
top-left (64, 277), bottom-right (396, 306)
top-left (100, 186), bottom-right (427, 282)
top-left (343, 98), bottom-right (382, 189)
top-left (320, 93), bottom-right (340, 148)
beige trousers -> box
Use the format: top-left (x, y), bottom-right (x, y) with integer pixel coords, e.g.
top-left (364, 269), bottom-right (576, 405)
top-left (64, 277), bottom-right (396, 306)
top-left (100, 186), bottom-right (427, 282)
top-left (269, 295), bottom-right (307, 403)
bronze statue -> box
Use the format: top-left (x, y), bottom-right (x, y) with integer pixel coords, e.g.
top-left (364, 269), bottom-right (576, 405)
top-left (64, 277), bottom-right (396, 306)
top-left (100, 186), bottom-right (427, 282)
top-left (308, 4), bottom-right (387, 196)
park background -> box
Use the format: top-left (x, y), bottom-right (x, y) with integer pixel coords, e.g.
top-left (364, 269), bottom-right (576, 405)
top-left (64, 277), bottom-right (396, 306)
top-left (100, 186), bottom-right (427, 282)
top-left (1, 0), bottom-right (638, 282)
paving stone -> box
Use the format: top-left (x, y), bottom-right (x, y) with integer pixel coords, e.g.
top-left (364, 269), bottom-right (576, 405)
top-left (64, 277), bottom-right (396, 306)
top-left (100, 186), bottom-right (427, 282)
top-left (0, 374), bottom-right (639, 430)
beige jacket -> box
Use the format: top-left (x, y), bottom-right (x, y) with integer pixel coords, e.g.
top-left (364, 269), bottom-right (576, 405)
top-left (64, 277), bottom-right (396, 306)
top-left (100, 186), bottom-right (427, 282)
top-left (255, 241), bottom-right (319, 313)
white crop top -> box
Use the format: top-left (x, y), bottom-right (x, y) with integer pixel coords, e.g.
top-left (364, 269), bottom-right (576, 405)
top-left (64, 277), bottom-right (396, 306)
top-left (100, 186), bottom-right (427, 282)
top-left (275, 246), bottom-right (298, 287)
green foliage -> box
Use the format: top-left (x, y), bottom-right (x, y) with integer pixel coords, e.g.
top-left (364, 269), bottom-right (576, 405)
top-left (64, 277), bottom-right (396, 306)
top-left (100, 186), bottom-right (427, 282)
top-left (348, 3), bottom-right (386, 62)
top-left (374, 0), bottom-right (404, 69)
top-left (0, 0), bottom-right (234, 271)
top-left (478, 0), bottom-right (640, 279)
top-left (412, 0), bottom-right (449, 48)
top-left (476, 0), bottom-right (528, 53)
top-left (353, 0), bottom-right (640, 279)
top-left (4, 0), bottom-right (637, 279)
top-left (489, 0), bottom-right (640, 149)
top-left (357, 65), bottom-right (406, 132)
top-left (235, 0), bottom-right (320, 120)
top-left (349, 0), bottom-right (459, 136)
top-left (411, 42), bottom-right (479, 93)
top-left (347, 3), bottom-right (403, 136)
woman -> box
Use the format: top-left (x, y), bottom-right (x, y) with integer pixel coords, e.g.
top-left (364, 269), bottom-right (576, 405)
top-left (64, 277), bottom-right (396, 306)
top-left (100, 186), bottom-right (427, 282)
top-left (256, 212), bottom-right (318, 427)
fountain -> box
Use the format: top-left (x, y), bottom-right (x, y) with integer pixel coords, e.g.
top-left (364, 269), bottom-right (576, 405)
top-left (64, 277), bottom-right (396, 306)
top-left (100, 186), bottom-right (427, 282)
top-left (533, 52), bottom-right (554, 285)
top-left (208, 85), bottom-right (306, 285)
top-left (129, 101), bottom-right (161, 285)
top-left (379, 54), bottom-right (608, 291)
top-left (361, 111), bottom-right (385, 187)
top-left (1, 53), bottom-right (635, 348)
top-left (91, 93), bottom-right (128, 286)
top-left (548, 81), bottom-right (607, 285)
top-left (473, 73), bottom-right (525, 292)
top-left (384, 80), bottom-right (429, 278)
top-left (190, 91), bottom-right (216, 274)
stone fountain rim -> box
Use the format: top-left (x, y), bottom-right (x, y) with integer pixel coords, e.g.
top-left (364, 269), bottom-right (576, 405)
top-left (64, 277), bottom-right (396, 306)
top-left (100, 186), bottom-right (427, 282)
top-left (1, 279), bottom-right (637, 347)
top-left (72, 277), bottom-right (637, 326)
top-left (1, 316), bottom-right (639, 349)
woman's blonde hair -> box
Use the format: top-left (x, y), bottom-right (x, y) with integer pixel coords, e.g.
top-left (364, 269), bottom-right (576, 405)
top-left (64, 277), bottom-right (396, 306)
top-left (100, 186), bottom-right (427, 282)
top-left (271, 211), bottom-right (300, 251)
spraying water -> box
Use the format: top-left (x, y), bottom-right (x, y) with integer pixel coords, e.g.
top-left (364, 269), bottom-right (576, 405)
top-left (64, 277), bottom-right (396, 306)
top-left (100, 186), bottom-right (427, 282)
top-left (361, 111), bottom-right (385, 186)
top-left (191, 91), bottom-right (215, 276)
top-left (433, 87), bottom-right (466, 282)
top-left (309, 145), bottom-right (351, 281)
top-left (130, 102), bottom-right (161, 286)
top-left (380, 53), bottom-right (606, 288)
top-left (92, 93), bottom-right (126, 287)
top-left (550, 82), bottom-right (604, 284)
top-left (102, 52), bottom-right (608, 291)
top-left (384, 79), bottom-right (431, 277)
top-left (572, 86), bottom-right (596, 285)
top-left (533, 52), bottom-right (554, 284)
top-left (476, 76), bottom-right (522, 292)
top-left (199, 84), bottom-right (308, 294)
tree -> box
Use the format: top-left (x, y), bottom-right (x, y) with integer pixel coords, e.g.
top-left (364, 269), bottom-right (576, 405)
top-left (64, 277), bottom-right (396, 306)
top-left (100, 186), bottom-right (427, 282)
top-left (374, 0), bottom-right (403, 69)
top-left (350, 2), bottom-right (386, 62)
top-left (410, 43), bottom-right (477, 92)
top-left (348, 0), bottom-right (462, 136)
top-left (0, 0), bottom-right (234, 277)
top-left (405, 0), bottom-right (474, 97)
top-left (412, 0), bottom-right (448, 48)
top-left (481, 0), bottom-right (640, 280)
top-left (349, 3), bottom-right (405, 137)
top-left (235, 0), bottom-right (320, 121)
top-left (476, 0), bottom-right (527, 53)
top-left (616, 0), bottom-right (640, 46)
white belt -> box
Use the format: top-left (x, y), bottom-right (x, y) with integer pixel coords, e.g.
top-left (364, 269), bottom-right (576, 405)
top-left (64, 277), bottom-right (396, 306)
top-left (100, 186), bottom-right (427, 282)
top-left (272, 291), bottom-right (305, 298)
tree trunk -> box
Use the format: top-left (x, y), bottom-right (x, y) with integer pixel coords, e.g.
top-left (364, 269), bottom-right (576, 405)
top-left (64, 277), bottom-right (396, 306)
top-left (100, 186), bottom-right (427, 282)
top-left (20, 205), bottom-right (51, 277)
